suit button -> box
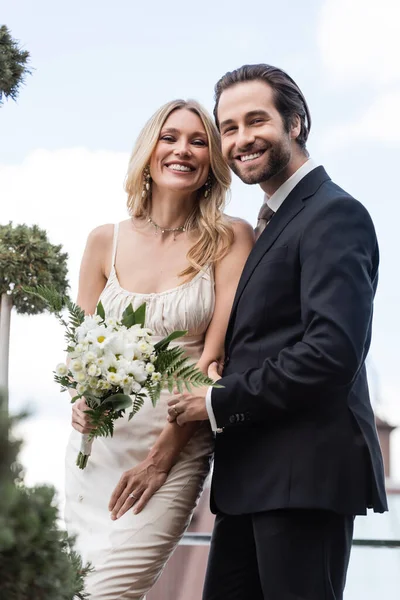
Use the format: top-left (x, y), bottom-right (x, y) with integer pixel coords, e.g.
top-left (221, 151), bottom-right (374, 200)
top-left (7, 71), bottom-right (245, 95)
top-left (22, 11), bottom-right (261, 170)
top-left (229, 415), bottom-right (236, 424)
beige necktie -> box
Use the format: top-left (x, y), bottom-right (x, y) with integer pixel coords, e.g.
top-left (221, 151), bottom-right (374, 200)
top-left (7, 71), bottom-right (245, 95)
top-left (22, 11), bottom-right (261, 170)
top-left (254, 202), bottom-right (275, 240)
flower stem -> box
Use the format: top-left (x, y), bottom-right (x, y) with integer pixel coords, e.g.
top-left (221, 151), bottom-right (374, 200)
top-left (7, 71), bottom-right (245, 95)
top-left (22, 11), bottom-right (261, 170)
top-left (76, 452), bottom-right (89, 469)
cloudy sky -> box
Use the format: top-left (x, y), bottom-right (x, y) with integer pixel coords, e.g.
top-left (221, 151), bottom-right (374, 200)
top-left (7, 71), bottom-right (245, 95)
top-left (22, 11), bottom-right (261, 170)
top-left (1, 0), bottom-right (400, 507)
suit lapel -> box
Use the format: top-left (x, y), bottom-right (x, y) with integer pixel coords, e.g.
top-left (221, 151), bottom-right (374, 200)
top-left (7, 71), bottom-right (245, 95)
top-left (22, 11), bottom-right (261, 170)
top-left (225, 166), bottom-right (330, 350)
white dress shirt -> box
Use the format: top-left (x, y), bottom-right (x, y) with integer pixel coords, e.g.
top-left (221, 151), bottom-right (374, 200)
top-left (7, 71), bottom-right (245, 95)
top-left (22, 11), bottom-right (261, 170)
top-left (206, 159), bottom-right (319, 432)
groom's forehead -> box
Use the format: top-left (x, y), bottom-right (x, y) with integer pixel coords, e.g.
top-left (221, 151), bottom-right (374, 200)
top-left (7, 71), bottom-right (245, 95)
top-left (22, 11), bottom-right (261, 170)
top-left (217, 80), bottom-right (276, 122)
top-left (218, 81), bottom-right (276, 125)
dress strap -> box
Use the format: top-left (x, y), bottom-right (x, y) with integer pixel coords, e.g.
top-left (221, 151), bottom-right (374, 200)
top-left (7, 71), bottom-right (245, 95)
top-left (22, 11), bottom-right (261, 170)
top-left (204, 263), bottom-right (215, 284)
top-left (110, 223), bottom-right (120, 271)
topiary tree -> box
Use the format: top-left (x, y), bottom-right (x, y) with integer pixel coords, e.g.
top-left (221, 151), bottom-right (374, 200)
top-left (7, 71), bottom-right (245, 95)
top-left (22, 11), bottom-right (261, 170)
top-left (0, 25), bottom-right (31, 105)
top-left (0, 392), bottom-right (91, 599)
top-left (0, 223), bottom-right (69, 407)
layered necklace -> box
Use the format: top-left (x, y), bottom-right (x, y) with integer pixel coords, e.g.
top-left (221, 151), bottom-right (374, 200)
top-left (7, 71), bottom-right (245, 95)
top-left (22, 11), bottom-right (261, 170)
top-left (147, 216), bottom-right (187, 241)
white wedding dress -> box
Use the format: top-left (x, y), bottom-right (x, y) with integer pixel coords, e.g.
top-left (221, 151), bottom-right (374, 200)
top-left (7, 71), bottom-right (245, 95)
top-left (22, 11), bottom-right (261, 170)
top-left (65, 223), bottom-right (214, 599)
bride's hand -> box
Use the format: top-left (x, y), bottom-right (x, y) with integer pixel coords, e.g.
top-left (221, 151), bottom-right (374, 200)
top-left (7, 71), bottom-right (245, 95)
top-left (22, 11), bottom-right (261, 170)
top-left (71, 398), bottom-right (95, 434)
top-left (108, 458), bottom-right (168, 520)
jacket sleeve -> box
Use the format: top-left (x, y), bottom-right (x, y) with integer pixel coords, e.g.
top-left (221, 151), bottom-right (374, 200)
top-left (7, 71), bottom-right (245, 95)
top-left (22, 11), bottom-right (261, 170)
top-left (211, 197), bottom-right (379, 429)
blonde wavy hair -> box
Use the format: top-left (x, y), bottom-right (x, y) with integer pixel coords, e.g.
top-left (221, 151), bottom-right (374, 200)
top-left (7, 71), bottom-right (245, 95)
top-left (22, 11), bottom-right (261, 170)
top-left (125, 99), bottom-right (234, 281)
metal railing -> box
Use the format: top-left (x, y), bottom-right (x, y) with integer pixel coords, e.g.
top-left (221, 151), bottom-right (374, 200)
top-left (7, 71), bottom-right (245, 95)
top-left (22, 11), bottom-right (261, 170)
top-left (181, 532), bottom-right (400, 548)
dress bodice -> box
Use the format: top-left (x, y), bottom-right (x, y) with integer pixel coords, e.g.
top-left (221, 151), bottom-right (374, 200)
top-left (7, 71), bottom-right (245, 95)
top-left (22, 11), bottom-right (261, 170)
top-left (98, 223), bottom-right (215, 342)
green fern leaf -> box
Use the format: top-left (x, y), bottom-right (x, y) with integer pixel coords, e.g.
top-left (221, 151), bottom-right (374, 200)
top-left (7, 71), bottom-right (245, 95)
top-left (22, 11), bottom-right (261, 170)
top-left (154, 330), bottom-right (187, 351)
top-left (96, 300), bottom-right (105, 320)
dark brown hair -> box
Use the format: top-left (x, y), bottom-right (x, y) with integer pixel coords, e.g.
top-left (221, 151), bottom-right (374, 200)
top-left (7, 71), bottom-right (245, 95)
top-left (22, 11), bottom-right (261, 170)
top-left (214, 64), bottom-right (311, 151)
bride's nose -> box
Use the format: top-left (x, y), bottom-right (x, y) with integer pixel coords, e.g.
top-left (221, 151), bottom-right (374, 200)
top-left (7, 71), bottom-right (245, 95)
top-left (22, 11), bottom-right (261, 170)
top-left (174, 141), bottom-right (191, 157)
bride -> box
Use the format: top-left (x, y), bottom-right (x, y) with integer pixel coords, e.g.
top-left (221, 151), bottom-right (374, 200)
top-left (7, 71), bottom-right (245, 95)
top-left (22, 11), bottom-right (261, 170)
top-left (64, 99), bottom-right (254, 599)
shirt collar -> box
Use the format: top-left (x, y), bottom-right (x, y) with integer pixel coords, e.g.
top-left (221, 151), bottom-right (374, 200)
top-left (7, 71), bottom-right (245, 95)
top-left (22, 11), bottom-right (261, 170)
top-left (265, 158), bottom-right (319, 213)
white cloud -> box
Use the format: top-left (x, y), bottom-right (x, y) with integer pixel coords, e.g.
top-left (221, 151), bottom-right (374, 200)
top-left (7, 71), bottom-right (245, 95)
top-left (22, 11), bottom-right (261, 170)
top-left (318, 0), bottom-right (400, 86)
top-left (317, 1), bottom-right (400, 148)
top-left (323, 89), bottom-right (400, 148)
top-left (0, 148), bottom-right (129, 296)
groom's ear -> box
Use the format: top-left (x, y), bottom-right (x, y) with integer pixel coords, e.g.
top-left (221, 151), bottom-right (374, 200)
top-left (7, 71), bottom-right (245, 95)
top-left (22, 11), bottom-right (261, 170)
top-left (290, 114), bottom-right (301, 141)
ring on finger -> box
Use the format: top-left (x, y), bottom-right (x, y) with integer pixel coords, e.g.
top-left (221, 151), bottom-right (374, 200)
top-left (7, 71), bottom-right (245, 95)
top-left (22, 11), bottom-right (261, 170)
top-left (128, 492), bottom-right (137, 500)
top-left (172, 407), bottom-right (179, 417)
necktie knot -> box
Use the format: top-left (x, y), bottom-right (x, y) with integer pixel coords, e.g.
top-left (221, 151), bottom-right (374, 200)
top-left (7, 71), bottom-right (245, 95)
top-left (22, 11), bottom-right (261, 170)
top-left (258, 203), bottom-right (274, 222)
top-left (255, 202), bottom-right (275, 239)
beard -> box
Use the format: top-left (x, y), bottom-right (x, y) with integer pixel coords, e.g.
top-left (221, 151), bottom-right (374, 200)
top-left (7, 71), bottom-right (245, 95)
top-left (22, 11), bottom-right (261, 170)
top-left (229, 139), bottom-right (291, 185)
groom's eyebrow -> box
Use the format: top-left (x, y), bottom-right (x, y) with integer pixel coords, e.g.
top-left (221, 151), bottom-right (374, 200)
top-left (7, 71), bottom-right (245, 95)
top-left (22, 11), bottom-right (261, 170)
top-left (246, 110), bottom-right (271, 119)
top-left (220, 110), bottom-right (271, 130)
top-left (219, 118), bottom-right (235, 130)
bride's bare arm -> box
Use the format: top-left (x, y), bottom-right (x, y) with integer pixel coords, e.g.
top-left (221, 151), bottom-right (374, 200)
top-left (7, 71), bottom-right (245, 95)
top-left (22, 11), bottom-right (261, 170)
top-left (109, 219), bottom-right (255, 518)
top-left (197, 219), bottom-right (255, 372)
top-left (76, 224), bottom-right (113, 314)
top-left (70, 225), bottom-right (113, 433)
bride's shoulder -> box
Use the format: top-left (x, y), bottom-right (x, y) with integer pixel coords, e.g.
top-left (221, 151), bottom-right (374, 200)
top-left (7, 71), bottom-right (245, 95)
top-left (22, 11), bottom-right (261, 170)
top-left (84, 224), bottom-right (116, 259)
top-left (86, 223), bottom-right (114, 245)
top-left (224, 215), bottom-right (255, 242)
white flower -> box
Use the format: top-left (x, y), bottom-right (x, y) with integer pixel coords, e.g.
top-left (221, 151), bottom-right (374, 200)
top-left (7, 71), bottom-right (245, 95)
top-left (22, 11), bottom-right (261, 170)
top-left (129, 360), bottom-right (147, 383)
top-left (150, 353), bottom-right (156, 364)
top-left (74, 371), bottom-right (87, 383)
top-left (105, 317), bottom-right (118, 328)
top-left (88, 376), bottom-right (99, 388)
top-left (136, 326), bottom-right (154, 338)
top-left (122, 343), bottom-right (139, 361)
top-left (86, 325), bottom-right (113, 350)
top-left (84, 351), bottom-right (97, 363)
top-left (107, 372), bottom-right (121, 385)
top-left (129, 324), bottom-right (143, 335)
top-left (87, 363), bottom-right (98, 377)
top-left (76, 383), bottom-right (87, 395)
top-left (98, 380), bottom-right (112, 392)
top-left (55, 363), bottom-right (68, 377)
top-left (75, 315), bottom-right (102, 341)
top-left (138, 341), bottom-right (151, 355)
top-left (68, 341), bottom-right (90, 359)
top-left (96, 354), bottom-right (113, 372)
top-left (131, 380), bottom-right (142, 393)
top-left (145, 363), bottom-right (155, 374)
top-left (151, 372), bottom-right (162, 382)
top-left (120, 375), bottom-right (133, 395)
top-left (116, 356), bottom-right (131, 372)
top-left (70, 359), bottom-right (84, 373)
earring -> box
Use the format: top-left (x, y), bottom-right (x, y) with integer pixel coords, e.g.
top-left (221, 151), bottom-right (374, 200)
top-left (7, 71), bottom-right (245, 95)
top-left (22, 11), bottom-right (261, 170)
top-left (142, 165), bottom-right (151, 198)
top-left (204, 174), bottom-right (212, 198)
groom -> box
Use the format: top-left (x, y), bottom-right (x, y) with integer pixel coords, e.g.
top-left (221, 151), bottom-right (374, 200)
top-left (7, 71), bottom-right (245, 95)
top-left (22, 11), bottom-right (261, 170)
top-left (168, 64), bottom-right (387, 599)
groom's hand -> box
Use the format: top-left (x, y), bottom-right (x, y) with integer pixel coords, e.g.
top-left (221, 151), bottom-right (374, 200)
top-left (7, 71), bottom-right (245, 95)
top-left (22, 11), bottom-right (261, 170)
top-left (167, 362), bottom-right (221, 426)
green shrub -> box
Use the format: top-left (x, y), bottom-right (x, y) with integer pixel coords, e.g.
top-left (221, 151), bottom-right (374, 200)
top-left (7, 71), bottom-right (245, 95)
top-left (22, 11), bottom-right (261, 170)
top-left (0, 397), bottom-right (91, 599)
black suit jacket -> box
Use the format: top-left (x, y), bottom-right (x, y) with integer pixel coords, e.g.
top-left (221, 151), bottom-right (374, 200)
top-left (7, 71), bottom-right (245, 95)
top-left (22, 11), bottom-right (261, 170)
top-left (211, 166), bottom-right (387, 516)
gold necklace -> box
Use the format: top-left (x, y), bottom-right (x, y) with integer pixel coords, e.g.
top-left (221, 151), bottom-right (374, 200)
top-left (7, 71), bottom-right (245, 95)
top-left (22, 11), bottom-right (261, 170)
top-left (147, 216), bottom-right (186, 241)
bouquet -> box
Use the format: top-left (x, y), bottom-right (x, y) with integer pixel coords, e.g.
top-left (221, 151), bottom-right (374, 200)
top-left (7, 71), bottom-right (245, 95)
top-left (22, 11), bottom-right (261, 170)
top-left (25, 286), bottom-right (217, 469)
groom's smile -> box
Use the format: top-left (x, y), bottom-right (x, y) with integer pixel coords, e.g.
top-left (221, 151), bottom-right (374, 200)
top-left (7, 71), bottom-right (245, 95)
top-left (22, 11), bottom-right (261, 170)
top-left (236, 150), bottom-right (266, 163)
